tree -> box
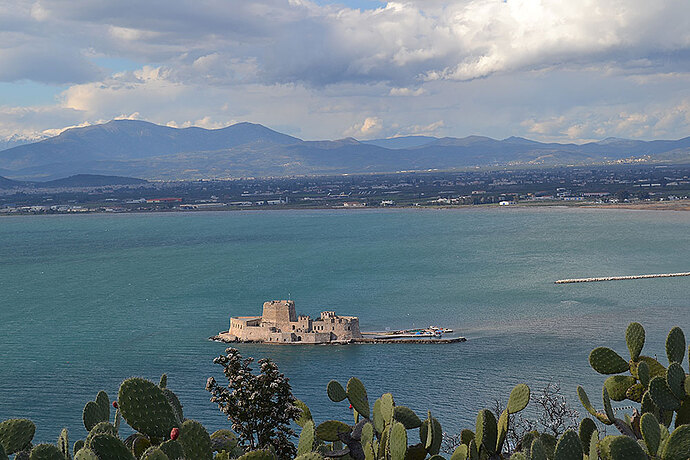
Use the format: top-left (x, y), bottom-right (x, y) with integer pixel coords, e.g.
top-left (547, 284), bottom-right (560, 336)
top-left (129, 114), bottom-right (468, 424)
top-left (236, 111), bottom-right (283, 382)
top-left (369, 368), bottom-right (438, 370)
top-left (206, 348), bottom-right (301, 459)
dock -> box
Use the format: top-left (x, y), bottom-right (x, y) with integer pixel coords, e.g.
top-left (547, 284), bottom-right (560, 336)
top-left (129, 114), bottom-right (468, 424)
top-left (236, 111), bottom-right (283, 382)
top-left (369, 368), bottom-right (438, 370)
top-left (209, 333), bottom-right (466, 345)
top-left (555, 271), bottom-right (690, 284)
top-left (353, 337), bottom-right (466, 344)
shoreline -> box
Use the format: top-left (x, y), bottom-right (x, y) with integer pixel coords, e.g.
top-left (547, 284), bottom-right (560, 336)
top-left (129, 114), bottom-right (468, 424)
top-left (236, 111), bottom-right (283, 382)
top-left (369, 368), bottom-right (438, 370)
top-left (2, 199), bottom-right (690, 217)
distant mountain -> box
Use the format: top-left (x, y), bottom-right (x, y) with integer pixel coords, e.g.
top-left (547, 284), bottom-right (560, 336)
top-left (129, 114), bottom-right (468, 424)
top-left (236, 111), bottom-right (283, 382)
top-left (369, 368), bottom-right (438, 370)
top-left (40, 174), bottom-right (148, 188)
top-left (0, 175), bottom-right (24, 189)
top-left (0, 173), bottom-right (146, 190)
top-left (1, 119), bottom-right (689, 180)
top-left (362, 136), bottom-right (438, 149)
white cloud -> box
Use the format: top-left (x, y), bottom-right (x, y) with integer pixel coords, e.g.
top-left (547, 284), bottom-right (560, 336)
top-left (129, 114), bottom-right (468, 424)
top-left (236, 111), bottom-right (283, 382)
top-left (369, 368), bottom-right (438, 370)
top-left (2, 1), bottom-right (690, 143)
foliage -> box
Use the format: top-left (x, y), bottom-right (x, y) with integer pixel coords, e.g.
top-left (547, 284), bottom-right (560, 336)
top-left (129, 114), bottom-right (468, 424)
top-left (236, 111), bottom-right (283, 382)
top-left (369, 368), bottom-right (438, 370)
top-left (2, 322), bottom-right (690, 460)
top-left (206, 348), bottom-right (301, 459)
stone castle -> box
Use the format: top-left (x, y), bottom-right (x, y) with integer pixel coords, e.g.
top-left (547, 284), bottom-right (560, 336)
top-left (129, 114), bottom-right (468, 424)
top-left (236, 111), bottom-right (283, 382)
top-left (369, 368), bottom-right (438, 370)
top-left (228, 300), bottom-right (362, 344)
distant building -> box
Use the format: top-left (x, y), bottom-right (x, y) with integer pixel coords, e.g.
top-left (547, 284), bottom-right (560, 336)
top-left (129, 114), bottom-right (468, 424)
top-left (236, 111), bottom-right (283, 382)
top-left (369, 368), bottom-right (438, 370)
top-left (228, 300), bottom-right (361, 344)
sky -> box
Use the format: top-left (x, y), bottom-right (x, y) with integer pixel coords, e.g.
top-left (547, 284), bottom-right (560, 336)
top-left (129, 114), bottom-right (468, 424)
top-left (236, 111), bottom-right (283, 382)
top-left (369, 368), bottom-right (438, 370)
top-left (1, 0), bottom-right (690, 144)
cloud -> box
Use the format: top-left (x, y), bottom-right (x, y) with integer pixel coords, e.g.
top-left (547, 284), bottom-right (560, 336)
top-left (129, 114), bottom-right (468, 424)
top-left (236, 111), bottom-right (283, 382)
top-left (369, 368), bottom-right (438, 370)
top-left (344, 116), bottom-right (384, 138)
top-left (2, 1), bottom-right (690, 144)
top-left (5, 0), bottom-right (690, 87)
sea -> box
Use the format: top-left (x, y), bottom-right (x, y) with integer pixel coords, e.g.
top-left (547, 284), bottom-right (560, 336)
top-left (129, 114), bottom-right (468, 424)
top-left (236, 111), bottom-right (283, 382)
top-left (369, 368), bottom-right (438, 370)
top-left (1, 207), bottom-right (689, 443)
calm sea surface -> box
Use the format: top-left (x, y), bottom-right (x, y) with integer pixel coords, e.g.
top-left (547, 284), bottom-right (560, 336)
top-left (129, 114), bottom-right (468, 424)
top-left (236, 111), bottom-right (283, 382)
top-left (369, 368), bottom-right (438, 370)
top-left (1, 208), bottom-right (689, 442)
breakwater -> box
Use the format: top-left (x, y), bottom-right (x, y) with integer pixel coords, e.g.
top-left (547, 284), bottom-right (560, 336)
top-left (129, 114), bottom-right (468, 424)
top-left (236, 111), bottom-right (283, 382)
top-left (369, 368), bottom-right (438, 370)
top-left (555, 272), bottom-right (690, 284)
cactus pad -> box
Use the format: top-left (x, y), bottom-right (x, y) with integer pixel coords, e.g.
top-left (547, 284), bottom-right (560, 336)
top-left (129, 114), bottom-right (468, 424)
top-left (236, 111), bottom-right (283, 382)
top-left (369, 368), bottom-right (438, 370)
top-left (372, 399), bottom-right (385, 434)
top-left (73, 440), bottom-right (84, 453)
top-left (530, 438), bottom-right (547, 460)
top-left (602, 387), bottom-right (615, 423)
top-left (380, 393), bottom-right (394, 424)
top-left (474, 410), bottom-right (497, 455)
top-left (346, 377), bottom-right (370, 419)
top-left (552, 430), bottom-right (582, 460)
top-left (295, 453), bottom-right (323, 460)
top-left (626, 322), bottom-right (646, 361)
top-left (316, 421), bottom-right (350, 442)
top-left (420, 414), bottom-right (442, 455)
top-left (294, 399), bottom-right (312, 428)
top-left (237, 449), bottom-right (275, 460)
top-left (604, 375), bottom-right (636, 401)
top-left (577, 418), bottom-right (596, 450)
top-left (297, 420), bottom-right (315, 456)
top-left (606, 435), bottom-right (647, 460)
top-left (625, 383), bottom-right (645, 403)
top-left (178, 419), bottom-right (212, 460)
top-left (158, 440), bottom-right (184, 460)
top-left (28, 444), bottom-right (64, 460)
top-left (57, 428), bottom-right (69, 460)
top-left (393, 406), bottom-right (422, 429)
top-left (73, 449), bottom-right (98, 460)
top-left (140, 448), bottom-right (169, 460)
top-left (640, 413), bottom-right (661, 456)
top-left (450, 444), bottom-right (467, 460)
top-left (637, 360), bottom-right (651, 387)
top-left (589, 347), bottom-right (629, 374)
top-left (649, 376), bottom-right (681, 411)
top-left (389, 421), bottom-right (407, 460)
top-left (661, 425), bottom-right (690, 460)
top-left (666, 327), bottom-right (686, 364)
top-left (460, 429), bottom-right (474, 446)
top-left (118, 377), bottom-right (178, 438)
top-left (638, 356), bottom-right (667, 379)
top-left (0, 419), bottom-right (35, 454)
top-left (159, 374), bottom-right (167, 389)
top-left (95, 391), bottom-right (110, 420)
top-left (88, 434), bottom-right (134, 460)
top-left (666, 363), bottom-right (687, 400)
top-left (82, 402), bottom-right (105, 432)
top-left (495, 410), bottom-right (508, 454)
top-left (210, 429), bottom-right (238, 453)
top-left (130, 436), bottom-right (152, 458)
top-left (326, 381), bottom-right (347, 403)
top-left (507, 383), bottom-right (530, 414)
top-left (162, 388), bottom-right (183, 424)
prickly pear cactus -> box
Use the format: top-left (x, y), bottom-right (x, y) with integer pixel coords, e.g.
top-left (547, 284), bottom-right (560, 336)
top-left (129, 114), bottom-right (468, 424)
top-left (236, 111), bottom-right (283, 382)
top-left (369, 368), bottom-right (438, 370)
top-left (27, 444), bottom-right (63, 460)
top-left (88, 433), bottom-right (134, 460)
top-left (297, 420), bottom-right (315, 456)
top-left (158, 440), bottom-right (184, 460)
top-left (178, 419), bottom-right (212, 460)
top-left (140, 447), bottom-right (169, 460)
top-left (117, 377), bottom-right (178, 439)
top-left (236, 449), bottom-right (275, 460)
top-left (0, 419), bottom-right (35, 454)
top-left (57, 428), bottom-right (70, 460)
top-left (73, 448), bottom-right (98, 460)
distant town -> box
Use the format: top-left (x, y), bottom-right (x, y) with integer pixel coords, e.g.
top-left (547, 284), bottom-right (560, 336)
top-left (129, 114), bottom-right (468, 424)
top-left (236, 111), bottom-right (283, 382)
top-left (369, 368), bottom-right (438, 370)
top-left (1, 164), bottom-right (689, 215)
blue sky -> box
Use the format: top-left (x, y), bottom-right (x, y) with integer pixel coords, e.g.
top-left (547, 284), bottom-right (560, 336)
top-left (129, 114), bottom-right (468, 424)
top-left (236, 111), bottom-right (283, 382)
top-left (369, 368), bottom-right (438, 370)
top-left (1, 0), bottom-right (690, 143)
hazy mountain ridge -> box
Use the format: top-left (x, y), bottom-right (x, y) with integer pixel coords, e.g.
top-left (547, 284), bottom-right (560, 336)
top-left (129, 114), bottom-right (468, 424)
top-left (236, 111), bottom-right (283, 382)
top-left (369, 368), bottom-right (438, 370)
top-left (1, 120), bottom-right (689, 180)
top-left (0, 173), bottom-right (147, 190)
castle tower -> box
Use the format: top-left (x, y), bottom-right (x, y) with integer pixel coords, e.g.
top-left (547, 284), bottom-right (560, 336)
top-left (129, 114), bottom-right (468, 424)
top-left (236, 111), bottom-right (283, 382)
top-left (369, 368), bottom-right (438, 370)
top-left (262, 300), bottom-right (297, 325)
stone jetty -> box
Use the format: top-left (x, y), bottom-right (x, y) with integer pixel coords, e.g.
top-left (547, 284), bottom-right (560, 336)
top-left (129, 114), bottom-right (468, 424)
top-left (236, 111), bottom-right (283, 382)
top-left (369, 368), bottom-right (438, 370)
top-left (555, 272), bottom-right (690, 284)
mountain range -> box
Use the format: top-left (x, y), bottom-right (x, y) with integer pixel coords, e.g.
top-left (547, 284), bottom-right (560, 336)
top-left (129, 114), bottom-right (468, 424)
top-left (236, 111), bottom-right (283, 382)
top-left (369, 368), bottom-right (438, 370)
top-left (0, 174), bottom-right (148, 190)
top-left (1, 120), bottom-right (689, 180)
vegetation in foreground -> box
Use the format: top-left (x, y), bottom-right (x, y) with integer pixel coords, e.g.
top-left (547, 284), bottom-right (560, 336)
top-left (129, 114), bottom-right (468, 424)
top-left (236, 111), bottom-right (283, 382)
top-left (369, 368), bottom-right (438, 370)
top-left (1, 322), bottom-right (689, 460)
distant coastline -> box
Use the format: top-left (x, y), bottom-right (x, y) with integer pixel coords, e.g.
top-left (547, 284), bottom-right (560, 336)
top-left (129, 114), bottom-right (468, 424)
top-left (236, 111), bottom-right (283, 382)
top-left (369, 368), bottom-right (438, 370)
top-left (2, 199), bottom-right (690, 217)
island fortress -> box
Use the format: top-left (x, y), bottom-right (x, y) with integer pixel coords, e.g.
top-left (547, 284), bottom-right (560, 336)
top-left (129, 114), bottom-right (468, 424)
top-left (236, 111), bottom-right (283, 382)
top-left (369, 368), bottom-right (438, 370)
top-left (227, 300), bottom-right (362, 344)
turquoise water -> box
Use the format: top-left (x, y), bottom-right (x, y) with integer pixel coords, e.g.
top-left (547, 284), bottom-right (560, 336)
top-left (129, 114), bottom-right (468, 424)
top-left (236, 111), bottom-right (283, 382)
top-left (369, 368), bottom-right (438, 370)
top-left (1, 208), bottom-right (689, 443)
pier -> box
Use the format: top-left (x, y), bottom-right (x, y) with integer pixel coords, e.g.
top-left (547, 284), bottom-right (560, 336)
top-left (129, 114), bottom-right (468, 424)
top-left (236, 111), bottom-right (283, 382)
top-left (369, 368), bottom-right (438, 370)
top-left (210, 334), bottom-right (466, 345)
top-left (555, 272), bottom-right (690, 284)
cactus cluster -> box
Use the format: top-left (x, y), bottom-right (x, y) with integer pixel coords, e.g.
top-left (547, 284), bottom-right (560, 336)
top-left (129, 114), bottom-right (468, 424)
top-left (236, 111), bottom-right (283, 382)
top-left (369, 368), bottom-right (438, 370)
top-left (1, 374), bottom-right (231, 460)
top-left (450, 384), bottom-right (530, 460)
top-left (292, 377), bottom-right (444, 460)
top-left (3, 322), bottom-right (690, 460)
